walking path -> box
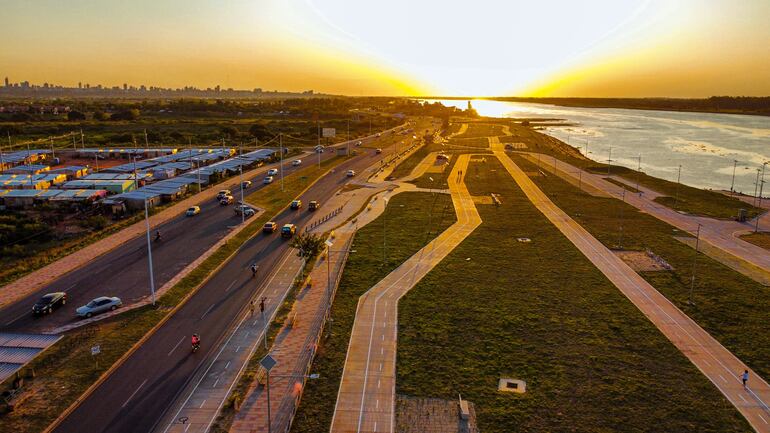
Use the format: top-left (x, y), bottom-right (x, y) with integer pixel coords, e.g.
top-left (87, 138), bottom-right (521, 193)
top-left (229, 230), bottom-right (354, 433)
top-left (494, 147), bottom-right (770, 432)
top-left (160, 252), bottom-right (304, 433)
top-left (330, 154), bottom-right (481, 433)
top-left (520, 153), bottom-right (770, 285)
top-left (0, 160), bottom-right (292, 308)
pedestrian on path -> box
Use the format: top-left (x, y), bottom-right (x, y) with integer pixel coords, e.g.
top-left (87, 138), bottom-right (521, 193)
top-left (742, 370), bottom-right (749, 388)
top-left (249, 300), bottom-right (255, 317)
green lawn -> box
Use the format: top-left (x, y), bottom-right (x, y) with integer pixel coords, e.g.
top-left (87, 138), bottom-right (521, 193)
top-left (739, 232), bottom-right (770, 250)
top-left (396, 155), bottom-right (750, 433)
top-left (290, 191), bottom-right (457, 433)
top-left (0, 156), bottom-right (348, 433)
top-left (512, 153), bottom-right (770, 384)
top-left (456, 123), bottom-right (506, 138)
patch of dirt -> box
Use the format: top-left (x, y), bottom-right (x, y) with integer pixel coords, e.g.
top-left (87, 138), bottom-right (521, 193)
top-left (614, 249), bottom-right (673, 272)
top-left (396, 395), bottom-right (479, 433)
top-left (471, 196), bottom-right (494, 205)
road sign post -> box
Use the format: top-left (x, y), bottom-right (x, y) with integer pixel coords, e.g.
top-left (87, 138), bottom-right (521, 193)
top-left (91, 344), bottom-right (101, 368)
top-left (260, 354), bottom-right (277, 433)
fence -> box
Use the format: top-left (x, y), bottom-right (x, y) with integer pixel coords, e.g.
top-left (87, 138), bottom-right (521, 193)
top-left (304, 205), bottom-right (344, 232)
top-left (269, 233), bottom-right (354, 433)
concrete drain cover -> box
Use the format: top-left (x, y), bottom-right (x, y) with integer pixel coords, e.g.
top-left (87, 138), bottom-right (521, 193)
top-left (498, 378), bottom-right (526, 394)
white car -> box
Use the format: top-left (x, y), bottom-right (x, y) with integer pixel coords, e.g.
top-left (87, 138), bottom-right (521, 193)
top-left (263, 176), bottom-right (274, 184)
top-left (267, 168), bottom-right (279, 176)
top-left (346, 170), bottom-right (356, 177)
top-left (234, 205), bottom-right (256, 217)
top-left (292, 159), bottom-right (302, 166)
top-left (76, 296), bottom-right (122, 318)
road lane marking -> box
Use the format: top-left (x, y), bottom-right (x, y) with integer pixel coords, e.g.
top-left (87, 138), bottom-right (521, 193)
top-left (213, 379), bottom-right (219, 388)
top-left (235, 345), bottom-right (241, 353)
top-left (224, 361), bottom-right (230, 370)
top-left (184, 424), bottom-right (191, 432)
top-left (719, 375), bottom-right (727, 383)
top-left (122, 379), bottom-right (147, 408)
top-left (377, 379), bottom-right (380, 389)
top-left (201, 303), bottom-right (215, 319)
top-left (758, 414), bottom-right (767, 424)
top-left (224, 279), bottom-right (238, 292)
top-left (168, 336), bottom-right (186, 356)
top-left (4, 311), bottom-right (28, 326)
top-left (740, 394), bottom-right (748, 403)
top-left (376, 400), bottom-right (379, 409)
top-left (200, 399), bottom-right (207, 408)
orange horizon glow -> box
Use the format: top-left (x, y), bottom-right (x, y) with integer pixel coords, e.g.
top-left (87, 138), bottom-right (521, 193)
top-left (0, 0), bottom-right (768, 97)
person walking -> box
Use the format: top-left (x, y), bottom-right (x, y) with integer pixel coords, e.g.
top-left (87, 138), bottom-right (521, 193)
top-left (742, 370), bottom-right (749, 389)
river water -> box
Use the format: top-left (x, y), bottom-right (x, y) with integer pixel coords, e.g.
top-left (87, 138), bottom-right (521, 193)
top-left (431, 99), bottom-right (770, 195)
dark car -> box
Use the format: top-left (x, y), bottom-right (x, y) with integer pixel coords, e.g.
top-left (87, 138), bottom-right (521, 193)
top-left (33, 292), bottom-right (67, 315)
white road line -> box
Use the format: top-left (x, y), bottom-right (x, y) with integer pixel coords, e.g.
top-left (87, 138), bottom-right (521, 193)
top-left (184, 423), bottom-right (191, 432)
top-left (121, 379), bottom-right (147, 408)
top-left (380, 348), bottom-right (383, 355)
top-left (224, 279), bottom-right (238, 292)
top-left (377, 379), bottom-right (381, 389)
top-left (200, 399), bottom-right (207, 408)
top-left (168, 335), bottom-right (186, 356)
top-left (720, 375), bottom-right (727, 383)
top-left (379, 363), bottom-right (382, 372)
top-left (758, 414), bottom-right (768, 424)
top-left (213, 378), bottom-right (220, 388)
top-left (740, 394), bottom-right (748, 403)
top-left (235, 345), bottom-right (241, 353)
top-left (376, 400), bottom-right (379, 409)
top-left (201, 303), bottom-right (215, 319)
top-left (224, 361), bottom-right (230, 370)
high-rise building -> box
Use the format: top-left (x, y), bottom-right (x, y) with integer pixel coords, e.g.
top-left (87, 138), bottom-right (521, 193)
top-left (78, 82), bottom-right (82, 89)
top-left (4, 77), bottom-right (8, 87)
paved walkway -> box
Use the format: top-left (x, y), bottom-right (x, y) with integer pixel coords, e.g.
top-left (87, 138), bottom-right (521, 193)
top-left (0, 160), bottom-right (292, 308)
top-left (331, 154), bottom-right (481, 433)
top-left (159, 252), bottom-right (304, 433)
top-left (519, 153), bottom-right (770, 285)
top-left (494, 148), bottom-right (770, 432)
top-left (230, 230), bottom-right (355, 433)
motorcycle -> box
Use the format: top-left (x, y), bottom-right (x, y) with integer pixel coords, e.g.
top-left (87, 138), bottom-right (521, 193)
top-left (192, 342), bottom-right (200, 353)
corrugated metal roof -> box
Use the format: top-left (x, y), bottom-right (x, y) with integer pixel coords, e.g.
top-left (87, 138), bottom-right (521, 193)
top-left (0, 333), bottom-right (61, 348)
top-left (0, 347), bottom-right (41, 364)
top-left (0, 362), bottom-right (23, 382)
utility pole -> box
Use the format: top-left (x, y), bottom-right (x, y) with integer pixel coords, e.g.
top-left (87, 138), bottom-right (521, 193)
top-left (279, 133), bottom-right (284, 191)
top-left (636, 154), bottom-right (642, 192)
top-left (50, 136), bottom-right (55, 160)
top-left (26, 142), bottom-right (33, 187)
top-left (607, 146), bottom-right (612, 176)
top-left (144, 129), bottom-right (149, 150)
top-left (756, 164), bottom-right (766, 233)
top-left (317, 120), bottom-right (322, 168)
top-left (80, 129), bottom-right (85, 149)
top-left (753, 168), bottom-right (761, 207)
top-left (132, 149), bottom-right (156, 306)
top-left (346, 119), bottom-right (350, 156)
top-left (674, 165), bottom-right (682, 208)
top-left (688, 224), bottom-right (702, 305)
top-left (618, 189), bottom-right (626, 249)
top-left (382, 196), bottom-right (389, 265)
top-left (239, 143), bottom-right (245, 224)
top-left (730, 160), bottom-right (738, 195)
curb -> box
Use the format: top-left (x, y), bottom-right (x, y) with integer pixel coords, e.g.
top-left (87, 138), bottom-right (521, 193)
top-left (41, 153), bottom-right (353, 433)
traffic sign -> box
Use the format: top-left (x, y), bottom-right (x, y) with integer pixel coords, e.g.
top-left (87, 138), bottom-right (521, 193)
top-left (260, 354), bottom-right (277, 372)
top-left (91, 345), bottom-right (101, 356)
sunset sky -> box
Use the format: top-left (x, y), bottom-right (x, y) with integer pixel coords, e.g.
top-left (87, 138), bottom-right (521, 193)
top-left (1, 0), bottom-right (769, 97)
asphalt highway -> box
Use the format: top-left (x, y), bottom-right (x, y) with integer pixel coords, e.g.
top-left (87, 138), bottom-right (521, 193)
top-left (0, 153), bottom-right (317, 333)
top-left (50, 137), bottom-right (403, 433)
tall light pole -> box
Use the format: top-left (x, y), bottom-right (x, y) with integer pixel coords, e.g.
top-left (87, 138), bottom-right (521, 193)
top-left (758, 162), bottom-right (766, 208)
top-left (382, 196), bottom-right (389, 265)
top-left (239, 142), bottom-right (245, 224)
top-left (753, 168), bottom-right (761, 207)
top-left (636, 154), bottom-right (642, 193)
top-left (132, 151), bottom-right (156, 305)
top-left (688, 224), bottom-right (702, 305)
top-left (606, 146), bottom-right (612, 176)
top-left (279, 133), bottom-right (284, 192)
top-left (317, 120), bottom-right (321, 168)
top-left (674, 164), bottom-right (682, 208)
top-left (730, 160), bottom-right (738, 195)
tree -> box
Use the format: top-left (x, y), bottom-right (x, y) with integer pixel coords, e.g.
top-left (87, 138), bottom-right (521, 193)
top-left (67, 110), bottom-right (86, 121)
top-left (249, 123), bottom-right (272, 141)
top-left (110, 109), bottom-right (140, 121)
top-left (93, 111), bottom-right (110, 121)
top-left (289, 233), bottom-right (326, 260)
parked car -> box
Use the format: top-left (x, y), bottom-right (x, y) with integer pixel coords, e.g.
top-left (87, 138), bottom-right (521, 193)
top-left (216, 190), bottom-right (231, 200)
top-left (346, 170), bottom-right (356, 177)
top-left (315, 145), bottom-right (325, 153)
top-left (263, 176), bottom-right (274, 184)
top-left (234, 205), bottom-right (256, 217)
top-left (220, 195), bottom-right (235, 205)
top-left (308, 200), bottom-right (320, 211)
top-left (281, 223), bottom-right (297, 238)
top-left (32, 292), bottom-right (67, 315)
top-left (263, 221), bottom-right (278, 233)
top-left (292, 159), bottom-right (302, 167)
top-left (375, 148), bottom-right (382, 154)
top-left (290, 199), bottom-right (302, 210)
top-left (76, 296), bottom-right (122, 318)
top-left (186, 206), bottom-right (201, 216)
top-left (267, 168), bottom-right (279, 176)
top-left (241, 180), bottom-right (252, 188)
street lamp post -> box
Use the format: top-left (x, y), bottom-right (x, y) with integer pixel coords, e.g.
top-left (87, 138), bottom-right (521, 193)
top-left (674, 165), bottom-right (682, 208)
top-left (730, 159), bottom-right (738, 195)
top-left (132, 152), bottom-right (156, 305)
top-left (688, 224), bottom-right (702, 305)
top-left (279, 134), bottom-right (284, 192)
top-left (382, 197), bottom-right (389, 265)
top-left (239, 143), bottom-right (245, 224)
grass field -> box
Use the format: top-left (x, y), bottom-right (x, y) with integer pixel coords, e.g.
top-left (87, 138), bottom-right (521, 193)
top-left (512, 153), bottom-right (770, 383)
top-left (396, 155), bottom-right (750, 433)
top-left (0, 156), bottom-right (348, 433)
top-left (454, 123), bottom-right (506, 138)
top-left (739, 232), bottom-right (770, 250)
top-left (446, 136), bottom-right (490, 149)
top-left (604, 176), bottom-right (641, 193)
top-left (289, 191), bottom-right (457, 433)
